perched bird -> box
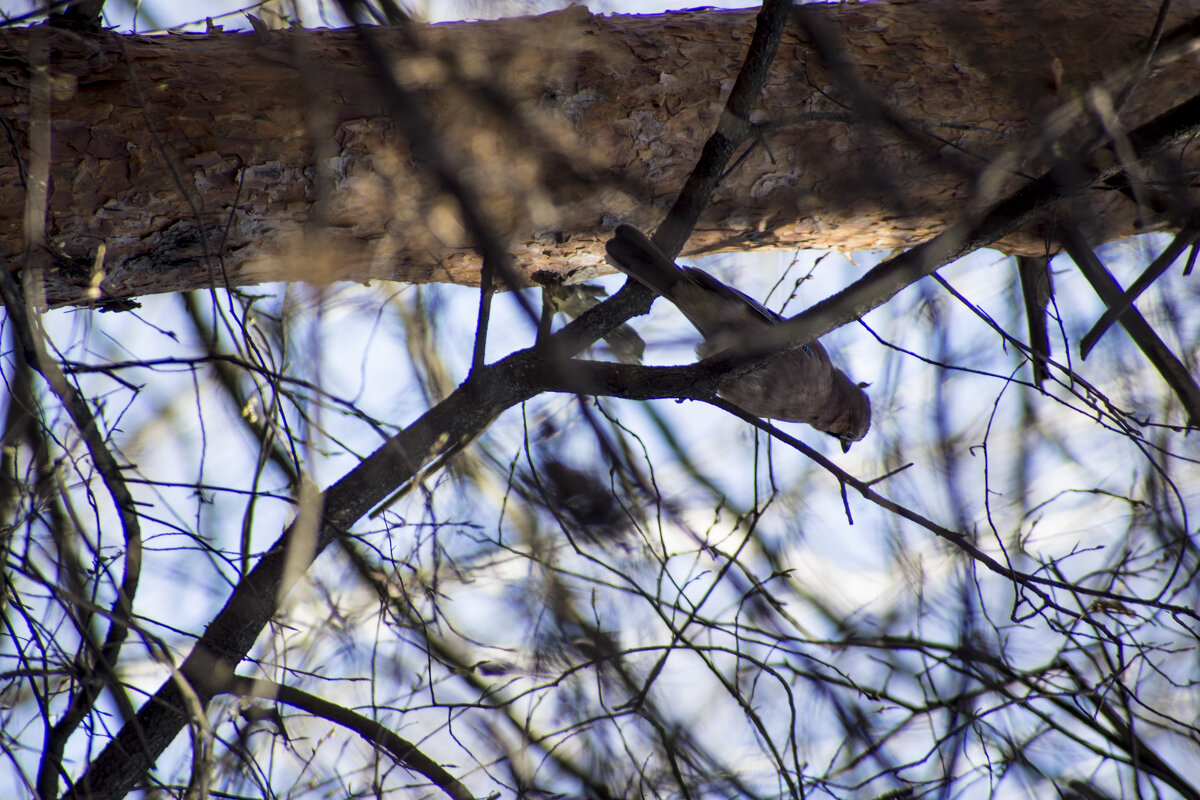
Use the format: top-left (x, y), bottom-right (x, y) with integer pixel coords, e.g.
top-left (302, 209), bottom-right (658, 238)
top-left (606, 224), bottom-right (871, 451)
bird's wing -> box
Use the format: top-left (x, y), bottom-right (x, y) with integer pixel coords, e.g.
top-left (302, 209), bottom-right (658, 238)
top-left (607, 224), bottom-right (785, 339)
top-left (679, 266), bottom-right (783, 326)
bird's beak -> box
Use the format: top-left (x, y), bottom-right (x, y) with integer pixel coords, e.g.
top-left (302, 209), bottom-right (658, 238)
top-left (841, 439), bottom-right (852, 454)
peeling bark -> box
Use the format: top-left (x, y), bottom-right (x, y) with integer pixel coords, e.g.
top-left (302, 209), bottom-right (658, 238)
top-left (1, 1), bottom-right (1198, 307)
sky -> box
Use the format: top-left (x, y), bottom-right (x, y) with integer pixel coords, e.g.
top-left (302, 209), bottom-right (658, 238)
top-left (6, 0), bottom-right (763, 30)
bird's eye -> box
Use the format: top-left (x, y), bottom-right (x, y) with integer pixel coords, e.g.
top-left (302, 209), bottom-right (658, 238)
top-left (802, 345), bottom-right (813, 357)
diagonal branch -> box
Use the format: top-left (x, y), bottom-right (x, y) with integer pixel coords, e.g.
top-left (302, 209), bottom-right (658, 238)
top-left (651, 0), bottom-right (794, 258)
top-left (62, 366), bottom-right (531, 799)
top-left (1079, 224), bottom-right (1200, 357)
top-left (225, 675), bottom-right (475, 800)
top-left (1060, 224), bottom-right (1200, 425)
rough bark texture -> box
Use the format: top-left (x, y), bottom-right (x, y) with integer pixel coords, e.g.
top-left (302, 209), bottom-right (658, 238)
top-left (2, 1), bottom-right (1199, 307)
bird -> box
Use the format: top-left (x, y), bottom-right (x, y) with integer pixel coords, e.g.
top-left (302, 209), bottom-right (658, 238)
top-left (605, 223), bottom-right (871, 452)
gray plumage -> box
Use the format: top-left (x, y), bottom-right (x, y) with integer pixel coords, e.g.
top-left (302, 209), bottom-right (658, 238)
top-left (606, 224), bottom-right (871, 451)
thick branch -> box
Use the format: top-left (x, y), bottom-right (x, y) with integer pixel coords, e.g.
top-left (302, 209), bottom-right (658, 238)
top-left (3, 1), bottom-right (1200, 306)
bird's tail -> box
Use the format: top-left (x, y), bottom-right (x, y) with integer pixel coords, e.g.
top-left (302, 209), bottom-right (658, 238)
top-left (605, 224), bottom-right (685, 299)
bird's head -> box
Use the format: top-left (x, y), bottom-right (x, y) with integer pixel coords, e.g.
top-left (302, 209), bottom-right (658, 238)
top-left (827, 378), bottom-right (871, 452)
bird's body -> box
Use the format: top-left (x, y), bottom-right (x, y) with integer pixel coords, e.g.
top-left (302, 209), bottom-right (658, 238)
top-left (606, 224), bottom-right (871, 450)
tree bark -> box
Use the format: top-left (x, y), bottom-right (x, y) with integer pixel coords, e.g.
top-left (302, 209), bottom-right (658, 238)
top-left (2, 1), bottom-right (1198, 307)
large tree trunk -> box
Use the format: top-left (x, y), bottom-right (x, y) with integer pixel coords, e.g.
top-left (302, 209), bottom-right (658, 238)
top-left (2, 1), bottom-right (1198, 307)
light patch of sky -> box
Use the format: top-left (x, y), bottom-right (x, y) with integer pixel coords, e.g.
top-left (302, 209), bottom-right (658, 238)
top-left (6, 0), bottom-right (766, 31)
